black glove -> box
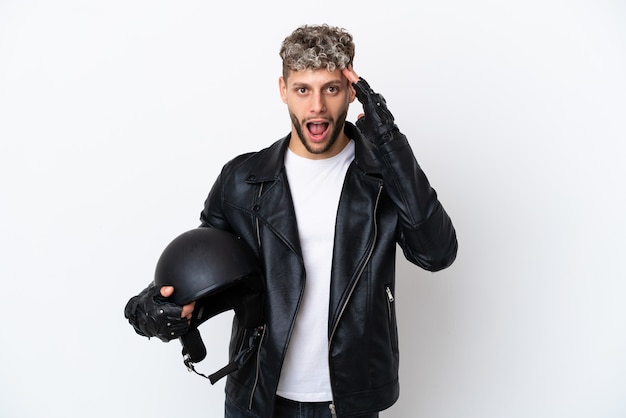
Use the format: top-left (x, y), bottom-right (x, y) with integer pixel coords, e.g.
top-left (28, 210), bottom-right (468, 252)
top-left (124, 283), bottom-right (190, 342)
top-left (352, 77), bottom-right (398, 145)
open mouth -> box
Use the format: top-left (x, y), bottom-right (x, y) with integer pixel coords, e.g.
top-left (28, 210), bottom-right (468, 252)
top-left (306, 121), bottom-right (330, 142)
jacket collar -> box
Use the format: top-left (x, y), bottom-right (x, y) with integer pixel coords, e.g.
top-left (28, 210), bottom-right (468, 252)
top-left (246, 122), bottom-right (381, 183)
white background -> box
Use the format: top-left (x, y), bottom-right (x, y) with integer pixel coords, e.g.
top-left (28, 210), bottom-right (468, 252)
top-left (1, 1), bottom-right (625, 417)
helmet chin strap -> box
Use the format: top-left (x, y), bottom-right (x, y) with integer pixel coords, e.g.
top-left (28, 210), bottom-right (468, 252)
top-left (181, 325), bottom-right (265, 385)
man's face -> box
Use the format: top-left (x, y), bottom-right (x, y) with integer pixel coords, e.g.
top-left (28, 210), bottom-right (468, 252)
top-left (279, 68), bottom-right (356, 159)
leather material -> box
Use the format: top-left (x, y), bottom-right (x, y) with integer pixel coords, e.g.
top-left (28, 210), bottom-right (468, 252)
top-left (124, 283), bottom-right (189, 342)
top-left (199, 110), bottom-right (457, 416)
top-left (353, 77), bottom-right (398, 145)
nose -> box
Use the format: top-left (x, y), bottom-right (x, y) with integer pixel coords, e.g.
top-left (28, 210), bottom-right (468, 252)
top-left (310, 92), bottom-right (327, 114)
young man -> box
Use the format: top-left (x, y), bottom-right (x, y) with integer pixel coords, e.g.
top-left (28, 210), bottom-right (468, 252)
top-left (125, 24), bottom-right (457, 417)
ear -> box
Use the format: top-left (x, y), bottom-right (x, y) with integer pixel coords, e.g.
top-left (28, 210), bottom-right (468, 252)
top-left (279, 76), bottom-right (288, 104)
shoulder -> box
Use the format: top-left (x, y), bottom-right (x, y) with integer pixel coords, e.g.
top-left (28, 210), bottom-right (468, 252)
top-left (221, 135), bottom-right (290, 181)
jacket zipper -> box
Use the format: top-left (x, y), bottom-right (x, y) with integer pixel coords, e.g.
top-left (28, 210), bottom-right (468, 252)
top-left (248, 324), bottom-right (267, 410)
top-left (327, 184), bottom-right (382, 418)
top-left (250, 186), bottom-right (265, 410)
top-left (329, 184), bottom-right (382, 344)
top-left (385, 286), bottom-right (395, 303)
top-left (255, 183), bottom-right (264, 247)
top-left (386, 285), bottom-right (395, 321)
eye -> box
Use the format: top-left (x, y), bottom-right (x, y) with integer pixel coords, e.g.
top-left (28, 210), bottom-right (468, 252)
top-left (297, 87), bottom-right (308, 94)
top-left (326, 85), bottom-right (342, 95)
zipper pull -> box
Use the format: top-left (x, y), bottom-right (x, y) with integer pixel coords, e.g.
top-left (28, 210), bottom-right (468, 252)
top-left (329, 403), bottom-right (337, 418)
top-left (385, 286), bottom-right (395, 303)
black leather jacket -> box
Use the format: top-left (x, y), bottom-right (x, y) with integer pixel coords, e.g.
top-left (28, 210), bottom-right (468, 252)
top-left (200, 122), bottom-right (457, 417)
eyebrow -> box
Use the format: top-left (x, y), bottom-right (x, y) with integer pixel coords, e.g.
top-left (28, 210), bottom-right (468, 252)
top-left (291, 79), bottom-right (343, 89)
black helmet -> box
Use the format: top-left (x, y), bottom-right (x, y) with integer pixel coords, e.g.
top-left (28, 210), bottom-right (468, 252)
top-left (154, 227), bottom-right (264, 383)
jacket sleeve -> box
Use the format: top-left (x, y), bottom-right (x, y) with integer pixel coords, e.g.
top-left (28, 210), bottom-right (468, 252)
top-left (373, 129), bottom-right (457, 271)
top-left (352, 78), bottom-right (457, 271)
top-left (199, 166), bottom-right (230, 230)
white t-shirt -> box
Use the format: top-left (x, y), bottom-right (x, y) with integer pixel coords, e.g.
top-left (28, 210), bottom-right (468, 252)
top-left (276, 140), bottom-right (355, 402)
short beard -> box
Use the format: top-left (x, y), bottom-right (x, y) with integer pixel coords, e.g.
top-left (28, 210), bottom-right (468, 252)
top-left (290, 109), bottom-right (348, 155)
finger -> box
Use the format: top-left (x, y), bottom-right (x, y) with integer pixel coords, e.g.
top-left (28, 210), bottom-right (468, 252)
top-left (181, 301), bottom-right (196, 320)
top-left (357, 112), bottom-right (365, 120)
top-left (160, 285), bottom-right (174, 298)
top-left (342, 66), bottom-right (359, 84)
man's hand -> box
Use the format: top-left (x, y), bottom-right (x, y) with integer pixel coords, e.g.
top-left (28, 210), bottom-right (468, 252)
top-left (160, 286), bottom-right (196, 321)
top-left (124, 284), bottom-right (195, 342)
top-left (342, 66), bottom-right (397, 145)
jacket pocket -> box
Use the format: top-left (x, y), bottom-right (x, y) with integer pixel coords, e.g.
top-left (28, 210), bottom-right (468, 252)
top-left (385, 284), bottom-right (399, 352)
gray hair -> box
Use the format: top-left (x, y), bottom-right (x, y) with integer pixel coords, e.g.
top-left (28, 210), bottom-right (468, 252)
top-left (279, 24), bottom-right (355, 78)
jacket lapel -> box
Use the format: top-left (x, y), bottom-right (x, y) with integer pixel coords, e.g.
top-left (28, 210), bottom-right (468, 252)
top-left (245, 134), bottom-right (303, 257)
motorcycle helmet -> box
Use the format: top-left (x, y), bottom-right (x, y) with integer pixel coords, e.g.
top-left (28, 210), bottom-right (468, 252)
top-left (154, 227), bottom-right (264, 383)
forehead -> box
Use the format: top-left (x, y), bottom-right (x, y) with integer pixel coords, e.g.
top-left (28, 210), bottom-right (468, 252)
top-left (285, 68), bottom-right (344, 86)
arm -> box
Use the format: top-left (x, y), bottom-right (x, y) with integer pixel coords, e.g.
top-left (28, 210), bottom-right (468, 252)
top-left (343, 67), bottom-right (458, 271)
